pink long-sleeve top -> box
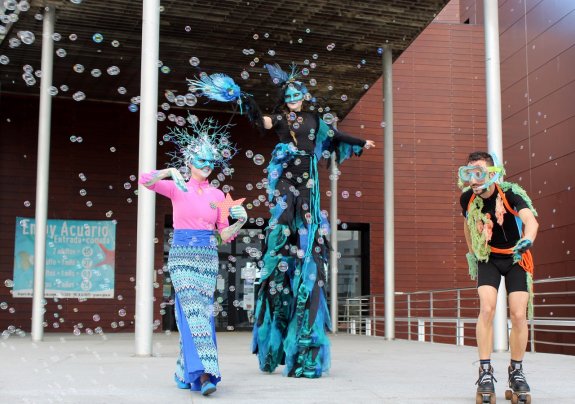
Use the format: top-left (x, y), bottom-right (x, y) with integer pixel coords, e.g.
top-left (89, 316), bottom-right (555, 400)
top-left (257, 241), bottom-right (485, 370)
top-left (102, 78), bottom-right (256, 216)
top-left (139, 171), bottom-right (229, 231)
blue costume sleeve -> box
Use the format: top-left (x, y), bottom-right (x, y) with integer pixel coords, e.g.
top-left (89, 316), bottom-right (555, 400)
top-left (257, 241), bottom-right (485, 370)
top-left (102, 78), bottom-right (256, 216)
top-left (314, 118), bottom-right (364, 165)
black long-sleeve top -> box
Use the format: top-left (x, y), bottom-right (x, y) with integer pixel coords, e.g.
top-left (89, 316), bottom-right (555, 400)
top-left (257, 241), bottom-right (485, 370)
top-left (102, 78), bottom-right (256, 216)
top-left (268, 111), bottom-right (365, 180)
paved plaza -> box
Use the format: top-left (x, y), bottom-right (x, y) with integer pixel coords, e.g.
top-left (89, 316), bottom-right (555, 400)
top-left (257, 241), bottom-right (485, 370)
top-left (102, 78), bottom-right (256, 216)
top-left (1, 332), bottom-right (573, 403)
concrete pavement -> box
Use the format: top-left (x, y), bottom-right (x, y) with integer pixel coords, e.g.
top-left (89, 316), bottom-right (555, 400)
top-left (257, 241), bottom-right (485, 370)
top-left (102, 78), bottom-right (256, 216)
top-left (1, 331), bottom-right (573, 403)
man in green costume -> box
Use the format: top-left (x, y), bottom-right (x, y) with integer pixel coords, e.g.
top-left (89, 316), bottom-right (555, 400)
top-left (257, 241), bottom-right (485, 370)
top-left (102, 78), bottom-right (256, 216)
top-left (459, 151), bottom-right (538, 402)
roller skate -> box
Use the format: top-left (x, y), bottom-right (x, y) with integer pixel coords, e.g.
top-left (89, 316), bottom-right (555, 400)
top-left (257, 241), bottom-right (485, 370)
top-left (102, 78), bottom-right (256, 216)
top-left (505, 363), bottom-right (531, 404)
top-left (475, 363), bottom-right (497, 404)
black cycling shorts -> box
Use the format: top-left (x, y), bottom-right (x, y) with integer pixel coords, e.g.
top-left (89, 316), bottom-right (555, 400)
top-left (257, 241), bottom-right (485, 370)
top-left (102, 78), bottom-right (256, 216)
top-left (477, 256), bottom-right (528, 293)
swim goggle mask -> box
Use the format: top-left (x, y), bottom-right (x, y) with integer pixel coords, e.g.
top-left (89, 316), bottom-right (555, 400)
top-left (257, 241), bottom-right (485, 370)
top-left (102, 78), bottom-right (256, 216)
top-left (458, 165), bottom-right (502, 182)
top-left (457, 152), bottom-right (505, 191)
top-left (458, 165), bottom-right (504, 191)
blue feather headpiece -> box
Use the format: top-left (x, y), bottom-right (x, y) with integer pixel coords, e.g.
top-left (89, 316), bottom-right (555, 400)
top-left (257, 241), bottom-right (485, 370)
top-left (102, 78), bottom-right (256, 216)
top-left (264, 63), bottom-right (308, 94)
top-left (264, 63), bottom-right (299, 86)
top-left (165, 115), bottom-right (238, 170)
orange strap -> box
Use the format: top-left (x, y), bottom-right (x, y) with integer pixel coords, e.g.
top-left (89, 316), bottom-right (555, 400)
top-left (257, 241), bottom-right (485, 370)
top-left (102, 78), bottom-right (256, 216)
top-left (467, 184), bottom-right (518, 216)
top-left (495, 184), bottom-right (518, 215)
top-left (467, 185), bottom-right (534, 275)
top-left (490, 246), bottom-right (534, 275)
top-left (489, 246), bottom-right (513, 254)
top-left (467, 193), bottom-right (476, 212)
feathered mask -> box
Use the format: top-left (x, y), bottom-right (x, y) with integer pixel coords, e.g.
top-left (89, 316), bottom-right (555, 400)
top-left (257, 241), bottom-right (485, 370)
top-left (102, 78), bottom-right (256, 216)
top-left (165, 115), bottom-right (238, 170)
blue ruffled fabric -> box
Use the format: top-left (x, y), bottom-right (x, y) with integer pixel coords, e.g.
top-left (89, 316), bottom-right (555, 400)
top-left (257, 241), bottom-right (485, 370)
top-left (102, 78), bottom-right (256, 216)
top-left (252, 117), bottom-right (362, 378)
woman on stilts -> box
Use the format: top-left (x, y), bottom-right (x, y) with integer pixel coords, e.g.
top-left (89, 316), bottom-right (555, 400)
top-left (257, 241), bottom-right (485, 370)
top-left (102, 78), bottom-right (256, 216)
top-left (250, 63), bottom-right (376, 378)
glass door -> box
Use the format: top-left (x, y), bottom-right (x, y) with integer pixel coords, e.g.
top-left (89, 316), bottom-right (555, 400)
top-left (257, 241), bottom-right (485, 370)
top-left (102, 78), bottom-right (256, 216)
top-left (161, 219), bottom-right (265, 332)
top-left (220, 227), bottom-right (264, 331)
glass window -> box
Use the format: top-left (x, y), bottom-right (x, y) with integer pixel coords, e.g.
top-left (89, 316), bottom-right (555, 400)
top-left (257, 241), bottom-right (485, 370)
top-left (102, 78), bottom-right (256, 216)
top-left (337, 230), bottom-right (362, 299)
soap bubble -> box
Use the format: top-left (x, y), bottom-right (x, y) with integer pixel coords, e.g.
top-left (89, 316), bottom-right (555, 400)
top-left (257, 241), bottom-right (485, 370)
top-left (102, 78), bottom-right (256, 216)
top-left (17, 31), bottom-right (35, 45)
top-left (107, 66), bottom-right (120, 75)
top-left (72, 91), bottom-right (86, 101)
top-left (253, 154), bottom-right (265, 165)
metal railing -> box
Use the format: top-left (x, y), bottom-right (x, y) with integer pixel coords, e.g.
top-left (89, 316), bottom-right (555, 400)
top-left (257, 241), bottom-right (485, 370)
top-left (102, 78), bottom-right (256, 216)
top-left (338, 276), bottom-right (575, 353)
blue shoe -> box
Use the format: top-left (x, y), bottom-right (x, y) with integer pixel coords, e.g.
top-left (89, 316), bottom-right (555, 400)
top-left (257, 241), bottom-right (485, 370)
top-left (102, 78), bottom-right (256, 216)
top-left (174, 375), bottom-right (190, 389)
top-left (201, 381), bottom-right (216, 396)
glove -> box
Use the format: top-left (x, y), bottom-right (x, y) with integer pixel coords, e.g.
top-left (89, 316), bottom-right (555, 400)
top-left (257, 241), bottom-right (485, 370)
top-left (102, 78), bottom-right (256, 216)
top-left (466, 252), bottom-right (478, 280)
top-left (169, 168), bottom-right (188, 192)
top-left (512, 238), bottom-right (532, 262)
top-left (229, 205), bottom-right (247, 223)
top-left (142, 169), bottom-right (188, 192)
top-left (219, 205), bottom-right (248, 243)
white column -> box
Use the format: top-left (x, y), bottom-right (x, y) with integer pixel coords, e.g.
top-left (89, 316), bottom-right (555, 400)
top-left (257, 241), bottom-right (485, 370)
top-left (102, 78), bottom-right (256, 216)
top-left (135, 0), bottom-right (160, 356)
top-left (329, 153), bottom-right (339, 333)
top-left (484, 0), bottom-right (508, 353)
top-left (31, 6), bottom-right (55, 342)
top-left (383, 45), bottom-right (395, 340)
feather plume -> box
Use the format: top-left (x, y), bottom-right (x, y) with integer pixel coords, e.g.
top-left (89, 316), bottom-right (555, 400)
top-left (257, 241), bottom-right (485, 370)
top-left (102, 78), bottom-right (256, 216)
top-left (187, 73), bottom-right (241, 103)
top-left (264, 63), bottom-right (290, 86)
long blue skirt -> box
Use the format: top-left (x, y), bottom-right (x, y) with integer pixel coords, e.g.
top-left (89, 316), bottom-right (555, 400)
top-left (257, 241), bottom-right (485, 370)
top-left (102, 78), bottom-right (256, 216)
top-left (169, 229), bottom-right (220, 391)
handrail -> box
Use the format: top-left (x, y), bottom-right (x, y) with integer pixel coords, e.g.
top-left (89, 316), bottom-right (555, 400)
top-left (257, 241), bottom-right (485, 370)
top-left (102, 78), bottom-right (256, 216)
top-left (346, 276), bottom-right (575, 301)
top-left (338, 276), bottom-right (575, 354)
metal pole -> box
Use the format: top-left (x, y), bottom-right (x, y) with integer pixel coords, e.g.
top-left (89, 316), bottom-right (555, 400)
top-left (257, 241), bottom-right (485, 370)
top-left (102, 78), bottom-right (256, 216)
top-left (135, 0), bottom-right (160, 356)
top-left (372, 296), bottom-right (376, 336)
top-left (484, 0), bottom-right (508, 353)
top-left (529, 317), bottom-right (535, 353)
top-left (407, 294), bottom-right (411, 340)
top-left (383, 45), bottom-right (395, 340)
top-left (430, 292), bottom-right (434, 343)
top-left (457, 289), bottom-right (463, 346)
top-left (329, 152), bottom-right (339, 333)
top-left (31, 6), bottom-right (55, 342)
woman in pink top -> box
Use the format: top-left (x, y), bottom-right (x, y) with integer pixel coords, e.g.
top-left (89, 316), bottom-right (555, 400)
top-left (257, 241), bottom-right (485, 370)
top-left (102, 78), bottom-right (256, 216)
top-left (140, 118), bottom-right (247, 396)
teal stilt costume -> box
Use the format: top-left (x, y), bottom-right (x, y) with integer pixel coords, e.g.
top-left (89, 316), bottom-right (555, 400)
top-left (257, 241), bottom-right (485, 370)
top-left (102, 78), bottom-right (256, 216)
top-left (252, 119), bottom-right (364, 378)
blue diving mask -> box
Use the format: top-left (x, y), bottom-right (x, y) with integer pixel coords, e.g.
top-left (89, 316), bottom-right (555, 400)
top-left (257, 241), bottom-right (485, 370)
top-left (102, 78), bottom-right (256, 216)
top-left (459, 153), bottom-right (505, 191)
top-left (458, 165), bottom-right (502, 182)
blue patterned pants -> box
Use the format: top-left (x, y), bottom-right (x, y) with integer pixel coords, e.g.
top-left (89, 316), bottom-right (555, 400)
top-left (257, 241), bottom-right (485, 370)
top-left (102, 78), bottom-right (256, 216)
top-left (169, 229), bottom-right (221, 391)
